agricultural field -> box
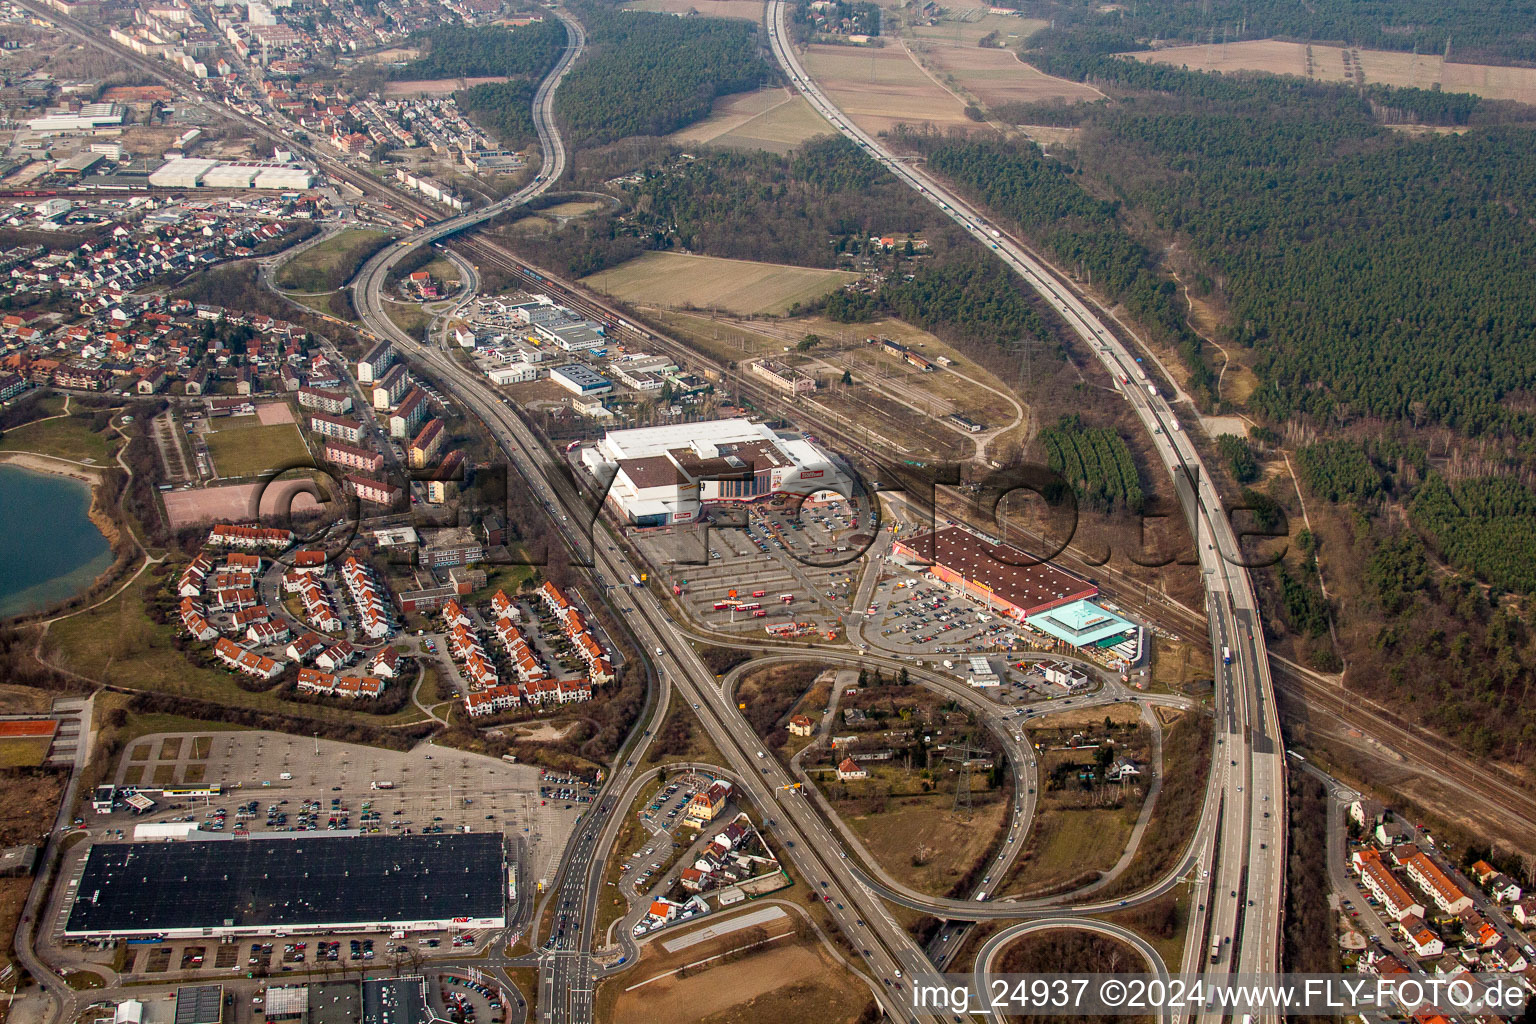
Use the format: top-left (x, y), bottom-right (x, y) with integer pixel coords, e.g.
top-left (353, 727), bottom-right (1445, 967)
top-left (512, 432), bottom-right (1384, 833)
top-left (800, 43), bottom-right (971, 134)
top-left (581, 252), bottom-right (860, 316)
top-left (273, 228), bottom-right (393, 293)
top-left (1129, 39), bottom-right (1536, 105)
top-left (908, 12), bottom-right (1046, 48)
top-left (916, 43), bottom-right (1102, 108)
top-left (624, 0), bottom-right (765, 19)
top-left (202, 417), bottom-right (309, 480)
top-left (669, 87), bottom-right (834, 154)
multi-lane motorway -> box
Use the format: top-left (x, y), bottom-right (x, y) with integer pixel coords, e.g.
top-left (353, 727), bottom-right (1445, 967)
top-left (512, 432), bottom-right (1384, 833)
top-left (762, 0), bottom-right (1285, 1001)
top-left (18, 0), bottom-right (1284, 1015)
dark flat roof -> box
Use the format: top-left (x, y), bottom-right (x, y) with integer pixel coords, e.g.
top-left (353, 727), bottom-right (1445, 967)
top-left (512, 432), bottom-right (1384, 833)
top-left (175, 985), bottom-right (224, 1024)
top-left (66, 834), bottom-right (503, 934)
top-left (362, 977), bottom-right (428, 1024)
top-left (894, 527), bottom-right (1096, 616)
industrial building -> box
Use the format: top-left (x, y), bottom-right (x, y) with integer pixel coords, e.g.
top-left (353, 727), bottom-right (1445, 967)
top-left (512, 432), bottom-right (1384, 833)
top-left (148, 158), bottom-right (314, 189)
top-left (64, 833), bottom-right (506, 939)
top-left (581, 418), bottom-right (849, 527)
top-left (550, 363), bottom-right (612, 396)
top-left (28, 102), bottom-right (126, 132)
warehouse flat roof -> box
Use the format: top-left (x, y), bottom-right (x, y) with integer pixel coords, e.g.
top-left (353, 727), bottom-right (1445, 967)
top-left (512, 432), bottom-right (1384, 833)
top-left (894, 527), bottom-right (1096, 617)
top-left (66, 834), bottom-right (504, 935)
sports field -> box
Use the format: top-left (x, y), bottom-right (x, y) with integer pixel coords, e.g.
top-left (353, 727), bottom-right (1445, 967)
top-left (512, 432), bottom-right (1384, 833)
top-left (0, 720), bottom-right (56, 768)
top-left (202, 417), bottom-right (310, 479)
top-left (1130, 39), bottom-right (1536, 105)
top-left (800, 43), bottom-right (971, 134)
top-left (161, 478), bottom-right (326, 529)
top-left (669, 87), bottom-right (833, 154)
top-left (580, 252), bottom-right (860, 316)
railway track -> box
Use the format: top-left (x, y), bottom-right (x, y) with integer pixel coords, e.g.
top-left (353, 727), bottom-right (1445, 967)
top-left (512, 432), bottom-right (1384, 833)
top-left (455, 232), bottom-right (1536, 859)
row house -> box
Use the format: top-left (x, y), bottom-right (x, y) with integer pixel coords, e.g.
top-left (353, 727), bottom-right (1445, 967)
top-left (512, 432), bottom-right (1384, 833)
top-left (214, 637), bottom-right (285, 681)
top-left (442, 599), bottom-right (472, 630)
top-left (210, 587), bottom-right (259, 612)
top-left (179, 598), bottom-right (218, 642)
top-left (315, 640), bottom-right (357, 672)
top-left (538, 582), bottom-right (614, 685)
top-left (178, 553), bottom-right (214, 597)
top-left (285, 631), bottom-right (328, 663)
top-left (232, 605), bottom-right (271, 630)
top-left (210, 570), bottom-right (255, 591)
top-left (223, 552), bottom-right (262, 572)
top-left (341, 557), bottom-right (393, 640)
top-left (290, 550), bottom-right (328, 573)
top-left (1401, 850), bottom-right (1474, 915)
top-left (370, 646), bottom-right (401, 679)
top-left (492, 612), bottom-right (549, 687)
top-left (298, 578), bottom-right (342, 633)
top-left (296, 668), bottom-right (384, 698)
top-left (208, 523), bottom-right (294, 550)
top-left (1352, 849), bottom-right (1425, 922)
top-left (246, 620), bottom-right (291, 646)
top-left (465, 684), bottom-right (522, 717)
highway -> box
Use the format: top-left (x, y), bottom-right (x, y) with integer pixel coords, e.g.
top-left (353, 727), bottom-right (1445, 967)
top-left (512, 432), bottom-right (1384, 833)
top-left (343, 15), bottom-right (958, 1020)
top-left (763, 0), bottom-right (1286, 1002)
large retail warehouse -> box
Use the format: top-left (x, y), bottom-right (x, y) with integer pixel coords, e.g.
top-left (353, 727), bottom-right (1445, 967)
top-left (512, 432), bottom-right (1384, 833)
top-left (65, 834), bottom-right (506, 940)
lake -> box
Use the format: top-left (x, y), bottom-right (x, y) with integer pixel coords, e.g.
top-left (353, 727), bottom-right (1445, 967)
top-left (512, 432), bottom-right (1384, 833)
top-left (0, 464), bottom-right (115, 619)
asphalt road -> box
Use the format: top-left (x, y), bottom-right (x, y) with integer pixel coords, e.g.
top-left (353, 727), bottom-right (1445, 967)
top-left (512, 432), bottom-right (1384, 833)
top-left (763, 3), bottom-right (1285, 1008)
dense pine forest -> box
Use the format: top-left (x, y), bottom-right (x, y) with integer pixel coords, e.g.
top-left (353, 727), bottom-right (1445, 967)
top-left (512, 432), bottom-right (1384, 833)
top-left (1002, 0), bottom-right (1536, 67)
top-left (554, 9), bottom-right (772, 147)
top-left (395, 20), bottom-right (568, 80)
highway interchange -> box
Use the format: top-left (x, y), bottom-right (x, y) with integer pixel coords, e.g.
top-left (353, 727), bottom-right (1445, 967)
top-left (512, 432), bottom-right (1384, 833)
top-left (11, 3), bottom-right (1296, 1022)
top-left (347, 3), bottom-right (1287, 1020)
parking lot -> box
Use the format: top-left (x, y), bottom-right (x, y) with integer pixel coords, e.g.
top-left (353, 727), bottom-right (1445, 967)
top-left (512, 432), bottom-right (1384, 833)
top-left (106, 731), bottom-right (580, 883)
top-left (634, 498), bottom-right (881, 640)
top-left (430, 970), bottom-right (511, 1024)
top-left (620, 772), bottom-right (712, 903)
